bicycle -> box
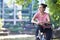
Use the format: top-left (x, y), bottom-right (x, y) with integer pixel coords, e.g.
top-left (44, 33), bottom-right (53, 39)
top-left (33, 23), bottom-right (52, 40)
top-left (36, 30), bottom-right (46, 40)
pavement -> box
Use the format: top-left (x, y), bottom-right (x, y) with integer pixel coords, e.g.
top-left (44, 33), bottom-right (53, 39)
top-left (0, 34), bottom-right (35, 39)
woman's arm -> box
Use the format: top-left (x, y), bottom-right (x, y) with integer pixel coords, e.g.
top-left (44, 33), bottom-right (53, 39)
top-left (45, 14), bottom-right (50, 24)
top-left (31, 13), bottom-right (39, 24)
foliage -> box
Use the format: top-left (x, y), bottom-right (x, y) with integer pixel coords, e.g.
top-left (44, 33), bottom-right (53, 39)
top-left (8, 25), bottom-right (23, 32)
top-left (8, 0), bottom-right (32, 8)
top-left (33, 0), bottom-right (39, 11)
top-left (15, 0), bottom-right (32, 8)
top-left (45, 0), bottom-right (60, 27)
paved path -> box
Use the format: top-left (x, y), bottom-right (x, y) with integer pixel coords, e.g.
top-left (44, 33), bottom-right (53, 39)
top-left (0, 34), bottom-right (35, 39)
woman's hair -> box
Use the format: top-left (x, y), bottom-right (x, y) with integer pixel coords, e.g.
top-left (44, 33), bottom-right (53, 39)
top-left (40, 3), bottom-right (47, 8)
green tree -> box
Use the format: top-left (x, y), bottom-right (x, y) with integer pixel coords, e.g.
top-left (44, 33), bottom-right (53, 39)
top-left (33, 0), bottom-right (39, 11)
top-left (45, 0), bottom-right (60, 28)
top-left (15, 0), bottom-right (32, 8)
top-left (8, 0), bottom-right (32, 8)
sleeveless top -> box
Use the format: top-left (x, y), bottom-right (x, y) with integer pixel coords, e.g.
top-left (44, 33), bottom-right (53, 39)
top-left (34, 11), bottom-right (50, 28)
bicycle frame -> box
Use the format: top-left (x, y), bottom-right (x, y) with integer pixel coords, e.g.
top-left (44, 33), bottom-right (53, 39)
top-left (38, 30), bottom-right (46, 40)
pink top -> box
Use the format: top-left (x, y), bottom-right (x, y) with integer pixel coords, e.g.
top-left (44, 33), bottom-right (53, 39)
top-left (34, 11), bottom-right (50, 28)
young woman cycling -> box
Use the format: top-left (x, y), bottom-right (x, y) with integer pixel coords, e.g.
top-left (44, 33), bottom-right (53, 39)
top-left (31, 3), bottom-right (52, 40)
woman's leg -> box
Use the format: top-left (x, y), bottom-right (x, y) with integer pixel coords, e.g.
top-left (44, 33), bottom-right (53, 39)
top-left (35, 25), bottom-right (43, 40)
top-left (45, 28), bottom-right (52, 40)
top-left (35, 26), bottom-right (39, 37)
top-left (35, 25), bottom-right (43, 36)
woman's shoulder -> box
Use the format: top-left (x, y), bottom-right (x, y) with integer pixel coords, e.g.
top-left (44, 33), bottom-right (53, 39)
top-left (44, 12), bottom-right (50, 15)
top-left (44, 12), bottom-right (50, 18)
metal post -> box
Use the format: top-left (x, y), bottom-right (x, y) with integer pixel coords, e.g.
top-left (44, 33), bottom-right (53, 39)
top-left (13, 2), bottom-right (16, 25)
top-left (2, 0), bottom-right (4, 25)
top-left (2, 0), bottom-right (4, 19)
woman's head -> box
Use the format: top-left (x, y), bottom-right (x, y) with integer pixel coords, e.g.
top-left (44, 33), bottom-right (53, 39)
top-left (39, 3), bottom-right (47, 12)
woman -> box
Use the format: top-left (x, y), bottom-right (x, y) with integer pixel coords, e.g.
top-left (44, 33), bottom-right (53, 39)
top-left (31, 3), bottom-right (52, 40)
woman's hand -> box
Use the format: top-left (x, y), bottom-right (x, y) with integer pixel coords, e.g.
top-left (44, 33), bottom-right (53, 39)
top-left (35, 22), bottom-right (39, 25)
top-left (31, 20), bottom-right (39, 25)
top-left (39, 22), bottom-right (45, 25)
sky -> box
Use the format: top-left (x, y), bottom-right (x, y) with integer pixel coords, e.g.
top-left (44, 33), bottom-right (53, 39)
top-left (38, 0), bottom-right (45, 4)
top-left (4, 0), bottom-right (7, 2)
